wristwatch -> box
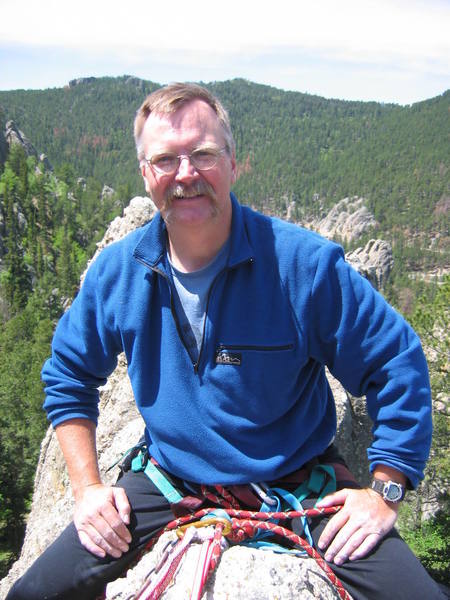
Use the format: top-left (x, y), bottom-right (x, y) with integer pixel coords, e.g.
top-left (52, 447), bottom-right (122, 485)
top-left (371, 479), bottom-right (405, 502)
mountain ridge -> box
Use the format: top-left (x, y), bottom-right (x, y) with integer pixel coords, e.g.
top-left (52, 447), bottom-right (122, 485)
top-left (1, 77), bottom-right (448, 289)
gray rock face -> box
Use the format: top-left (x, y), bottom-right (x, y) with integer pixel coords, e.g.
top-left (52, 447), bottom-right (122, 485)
top-left (303, 198), bottom-right (391, 291)
top-left (82, 196), bottom-right (156, 278)
top-left (68, 76), bottom-right (97, 87)
top-left (309, 197), bottom-right (378, 243)
top-left (4, 120), bottom-right (53, 170)
top-left (346, 239), bottom-right (393, 290)
top-left (105, 532), bottom-right (341, 600)
top-left (0, 125), bottom-right (8, 166)
top-left (1, 197), bottom-right (379, 599)
top-left (5, 120), bottom-right (37, 157)
top-left (101, 184), bottom-right (116, 201)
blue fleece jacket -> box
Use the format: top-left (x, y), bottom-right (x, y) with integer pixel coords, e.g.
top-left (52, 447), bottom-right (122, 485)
top-left (42, 194), bottom-right (432, 488)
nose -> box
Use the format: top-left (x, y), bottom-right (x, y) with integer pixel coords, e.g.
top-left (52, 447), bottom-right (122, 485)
top-left (175, 155), bottom-right (198, 181)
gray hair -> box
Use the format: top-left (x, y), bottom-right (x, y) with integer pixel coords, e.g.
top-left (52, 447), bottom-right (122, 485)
top-left (134, 82), bottom-right (235, 162)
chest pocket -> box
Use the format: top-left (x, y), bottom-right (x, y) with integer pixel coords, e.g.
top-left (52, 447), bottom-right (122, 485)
top-left (211, 341), bottom-right (300, 423)
top-left (215, 343), bottom-right (294, 367)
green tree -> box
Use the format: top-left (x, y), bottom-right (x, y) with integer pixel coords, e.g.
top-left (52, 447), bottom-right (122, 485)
top-left (0, 166), bottom-right (32, 313)
top-left (0, 305), bottom-right (52, 573)
top-left (398, 277), bottom-right (450, 586)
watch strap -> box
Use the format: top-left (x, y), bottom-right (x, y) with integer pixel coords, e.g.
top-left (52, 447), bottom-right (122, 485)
top-left (371, 478), bottom-right (405, 502)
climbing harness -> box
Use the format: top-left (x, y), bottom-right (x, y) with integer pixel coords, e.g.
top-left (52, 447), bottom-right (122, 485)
top-left (119, 444), bottom-right (354, 600)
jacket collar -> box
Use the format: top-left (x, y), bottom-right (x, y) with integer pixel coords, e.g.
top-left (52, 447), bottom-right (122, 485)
top-left (132, 192), bottom-right (254, 271)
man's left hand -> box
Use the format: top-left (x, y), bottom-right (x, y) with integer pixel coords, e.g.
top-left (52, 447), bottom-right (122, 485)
top-left (315, 487), bottom-right (399, 565)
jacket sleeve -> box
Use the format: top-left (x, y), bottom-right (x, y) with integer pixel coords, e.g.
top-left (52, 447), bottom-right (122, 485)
top-left (308, 243), bottom-right (432, 488)
top-left (42, 251), bottom-right (123, 427)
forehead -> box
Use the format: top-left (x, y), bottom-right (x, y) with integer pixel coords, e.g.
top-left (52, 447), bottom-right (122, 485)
top-left (142, 99), bottom-right (224, 152)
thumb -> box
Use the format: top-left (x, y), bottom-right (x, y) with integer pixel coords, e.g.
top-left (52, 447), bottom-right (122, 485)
top-left (113, 487), bottom-right (131, 525)
top-left (315, 489), bottom-right (348, 507)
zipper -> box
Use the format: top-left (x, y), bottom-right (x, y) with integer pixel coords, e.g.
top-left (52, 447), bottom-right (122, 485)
top-left (193, 269), bottom-right (224, 373)
top-left (135, 256), bottom-right (195, 368)
top-left (136, 255), bottom-right (256, 374)
top-left (193, 255), bottom-right (254, 373)
top-left (194, 255), bottom-right (254, 373)
top-left (216, 343), bottom-right (294, 352)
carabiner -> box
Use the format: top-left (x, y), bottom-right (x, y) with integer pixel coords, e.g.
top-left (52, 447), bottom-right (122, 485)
top-left (250, 482), bottom-right (278, 506)
top-left (176, 517), bottom-right (232, 537)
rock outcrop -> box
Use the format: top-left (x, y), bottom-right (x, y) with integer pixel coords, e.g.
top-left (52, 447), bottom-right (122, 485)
top-left (3, 120), bottom-right (53, 170)
top-left (307, 196), bottom-right (378, 243)
top-left (1, 197), bottom-right (384, 599)
top-left (101, 184), bottom-right (116, 201)
top-left (83, 196), bottom-right (156, 276)
top-left (346, 239), bottom-right (393, 290)
top-left (303, 197), bottom-right (392, 290)
top-left (105, 532), bottom-right (342, 599)
top-left (0, 125), bottom-right (8, 166)
top-left (68, 76), bottom-right (97, 88)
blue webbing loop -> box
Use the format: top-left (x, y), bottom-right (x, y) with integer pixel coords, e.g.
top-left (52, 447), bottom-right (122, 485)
top-left (272, 487), bottom-right (314, 547)
top-left (201, 509), bottom-right (232, 523)
top-left (238, 489), bottom-right (281, 546)
top-left (291, 465), bottom-right (337, 505)
top-left (260, 492), bottom-right (281, 514)
top-left (240, 540), bottom-right (307, 556)
top-left (271, 465), bottom-right (337, 548)
top-left (131, 453), bottom-right (183, 504)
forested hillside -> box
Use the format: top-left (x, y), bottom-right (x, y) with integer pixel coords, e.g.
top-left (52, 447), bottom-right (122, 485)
top-left (0, 77), bottom-right (448, 581)
top-left (1, 77), bottom-right (448, 289)
top-left (0, 142), bottom-right (125, 572)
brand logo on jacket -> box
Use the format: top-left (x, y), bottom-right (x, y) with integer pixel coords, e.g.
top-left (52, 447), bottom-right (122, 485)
top-left (215, 351), bottom-right (241, 366)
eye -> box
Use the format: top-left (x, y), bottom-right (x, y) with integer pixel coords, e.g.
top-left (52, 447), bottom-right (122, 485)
top-left (152, 154), bottom-right (177, 168)
top-left (192, 149), bottom-right (216, 159)
top-left (191, 149), bottom-right (218, 169)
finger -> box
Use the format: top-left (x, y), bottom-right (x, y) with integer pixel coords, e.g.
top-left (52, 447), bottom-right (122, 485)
top-left (322, 517), bottom-right (361, 562)
top-left (77, 529), bottom-right (107, 558)
top-left (318, 507), bottom-right (350, 551)
top-left (331, 528), bottom-right (379, 565)
top-left (96, 504), bottom-right (131, 550)
top-left (113, 487), bottom-right (132, 528)
top-left (77, 503), bottom-right (130, 555)
top-left (100, 503), bottom-right (131, 542)
top-left (315, 489), bottom-right (349, 507)
top-left (349, 533), bottom-right (382, 561)
top-left (77, 522), bottom-right (124, 559)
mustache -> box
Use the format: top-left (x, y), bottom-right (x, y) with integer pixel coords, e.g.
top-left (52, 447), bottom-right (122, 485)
top-left (164, 180), bottom-right (217, 204)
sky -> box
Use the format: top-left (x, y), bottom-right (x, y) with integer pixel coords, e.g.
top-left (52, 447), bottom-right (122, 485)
top-left (0, 0), bottom-right (449, 105)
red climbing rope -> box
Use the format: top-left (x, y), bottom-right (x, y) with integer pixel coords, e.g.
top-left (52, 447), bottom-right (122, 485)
top-left (131, 505), bottom-right (352, 600)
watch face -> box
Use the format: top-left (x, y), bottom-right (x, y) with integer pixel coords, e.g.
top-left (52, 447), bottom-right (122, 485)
top-left (385, 483), bottom-right (402, 501)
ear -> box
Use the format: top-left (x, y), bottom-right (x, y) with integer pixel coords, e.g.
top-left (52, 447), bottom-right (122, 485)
top-left (230, 151), bottom-right (237, 184)
top-left (141, 164), bottom-right (151, 193)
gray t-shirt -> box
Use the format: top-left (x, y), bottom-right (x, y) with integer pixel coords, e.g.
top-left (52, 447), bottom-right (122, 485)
top-left (168, 238), bottom-right (230, 362)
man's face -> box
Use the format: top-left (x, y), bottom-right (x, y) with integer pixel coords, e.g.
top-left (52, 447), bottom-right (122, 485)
top-left (140, 99), bottom-right (236, 228)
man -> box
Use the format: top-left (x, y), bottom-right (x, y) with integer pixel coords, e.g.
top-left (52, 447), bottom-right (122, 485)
top-left (7, 83), bottom-right (444, 599)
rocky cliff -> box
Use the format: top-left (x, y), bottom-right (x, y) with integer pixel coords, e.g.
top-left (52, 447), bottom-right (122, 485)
top-left (2, 120), bottom-right (53, 170)
top-left (305, 197), bottom-right (378, 244)
top-left (0, 197), bottom-right (398, 599)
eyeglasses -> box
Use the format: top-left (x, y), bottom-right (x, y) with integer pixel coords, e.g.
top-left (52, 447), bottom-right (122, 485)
top-left (144, 147), bottom-right (227, 175)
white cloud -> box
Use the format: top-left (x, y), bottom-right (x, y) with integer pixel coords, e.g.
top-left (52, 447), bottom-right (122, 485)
top-left (0, 0), bottom-right (448, 102)
top-left (2, 0), bottom-right (449, 61)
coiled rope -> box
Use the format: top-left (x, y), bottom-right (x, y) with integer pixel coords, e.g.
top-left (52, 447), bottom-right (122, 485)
top-left (129, 505), bottom-right (352, 600)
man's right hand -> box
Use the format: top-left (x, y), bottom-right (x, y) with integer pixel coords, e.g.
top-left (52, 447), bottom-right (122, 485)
top-left (73, 483), bottom-right (132, 558)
